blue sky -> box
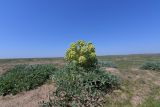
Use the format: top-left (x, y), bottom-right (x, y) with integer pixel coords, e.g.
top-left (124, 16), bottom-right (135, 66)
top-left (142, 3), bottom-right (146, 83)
top-left (0, 0), bottom-right (160, 58)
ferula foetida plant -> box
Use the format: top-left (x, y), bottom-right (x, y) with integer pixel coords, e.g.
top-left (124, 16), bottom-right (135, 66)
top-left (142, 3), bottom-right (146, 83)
top-left (65, 40), bottom-right (97, 68)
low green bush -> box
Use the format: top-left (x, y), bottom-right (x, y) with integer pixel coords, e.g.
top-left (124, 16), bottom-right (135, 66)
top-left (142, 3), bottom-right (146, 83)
top-left (0, 64), bottom-right (56, 96)
top-left (40, 63), bottom-right (120, 107)
top-left (98, 61), bottom-right (117, 68)
top-left (140, 62), bottom-right (160, 71)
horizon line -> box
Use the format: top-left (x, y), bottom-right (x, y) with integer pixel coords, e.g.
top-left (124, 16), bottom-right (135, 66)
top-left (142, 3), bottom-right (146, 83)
top-left (0, 53), bottom-right (160, 60)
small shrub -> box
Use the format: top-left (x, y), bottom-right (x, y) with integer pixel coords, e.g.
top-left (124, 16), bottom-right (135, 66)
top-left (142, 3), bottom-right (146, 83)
top-left (98, 61), bottom-right (117, 68)
top-left (140, 62), bottom-right (160, 71)
top-left (40, 63), bottom-right (120, 107)
top-left (0, 64), bottom-right (56, 96)
top-left (65, 40), bottom-right (97, 69)
top-left (40, 40), bottom-right (120, 107)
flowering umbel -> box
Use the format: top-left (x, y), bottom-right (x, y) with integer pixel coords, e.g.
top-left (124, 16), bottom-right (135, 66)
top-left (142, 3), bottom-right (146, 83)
top-left (65, 40), bottom-right (97, 68)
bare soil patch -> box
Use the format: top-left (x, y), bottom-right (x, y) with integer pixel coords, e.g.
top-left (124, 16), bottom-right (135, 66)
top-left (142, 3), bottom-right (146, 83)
top-left (0, 64), bottom-right (14, 75)
top-left (0, 83), bottom-right (55, 107)
top-left (105, 67), bottom-right (120, 76)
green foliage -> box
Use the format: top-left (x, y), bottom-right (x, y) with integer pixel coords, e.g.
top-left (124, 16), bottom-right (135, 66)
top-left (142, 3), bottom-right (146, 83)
top-left (98, 61), bottom-right (117, 68)
top-left (140, 62), bottom-right (160, 71)
top-left (139, 98), bottom-right (160, 107)
top-left (40, 63), bottom-right (120, 107)
top-left (0, 64), bottom-right (56, 96)
top-left (65, 40), bottom-right (97, 69)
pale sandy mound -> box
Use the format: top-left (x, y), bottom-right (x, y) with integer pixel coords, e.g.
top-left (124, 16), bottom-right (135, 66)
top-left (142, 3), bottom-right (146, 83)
top-left (105, 67), bottom-right (120, 76)
top-left (0, 64), bottom-right (14, 75)
top-left (0, 83), bottom-right (55, 107)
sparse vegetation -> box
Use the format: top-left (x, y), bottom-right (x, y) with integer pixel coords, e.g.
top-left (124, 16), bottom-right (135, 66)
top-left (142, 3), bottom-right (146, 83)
top-left (1, 53), bottom-right (160, 107)
top-left (98, 61), bottom-right (117, 68)
top-left (0, 64), bottom-right (56, 96)
top-left (140, 62), bottom-right (160, 71)
top-left (139, 98), bottom-right (160, 107)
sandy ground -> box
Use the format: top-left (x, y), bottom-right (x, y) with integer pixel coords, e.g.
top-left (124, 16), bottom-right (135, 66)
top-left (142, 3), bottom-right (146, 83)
top-left (0, 83), bottom-right (55, 107)
top-left (0, 64), bottom-right (14, 75)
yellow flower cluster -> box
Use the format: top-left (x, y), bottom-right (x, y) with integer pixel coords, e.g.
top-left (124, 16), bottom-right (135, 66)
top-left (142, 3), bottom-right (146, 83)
top-left (65, 40), bottom-right (97, 67)
top-left (79, 56), bottom-right (86, 63)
